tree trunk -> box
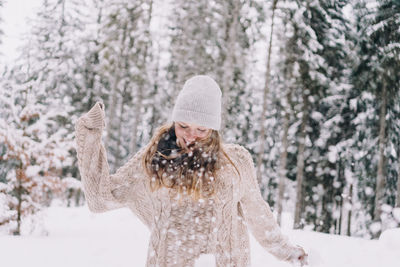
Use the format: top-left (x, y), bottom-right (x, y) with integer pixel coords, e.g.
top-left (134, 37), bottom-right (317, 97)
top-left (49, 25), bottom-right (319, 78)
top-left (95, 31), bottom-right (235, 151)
top-left (374, 80), bottom-right (387, 221)
top-left (256, 0), bottom-right (279, 185)
top-left (130, 79), bottom-right (143, 154)
top-left (347, 184), bottom-right (353, 236)
top-left (338, 159), bottom-right (345, 235)
top-left (14, 165), bottom-right (23, 236)
top-left (105, 20), bottom-right (128, 148)
top-left (149, 55), bottom-right (160, 137)
top-left (114, 97), bottom-right (125, 168)
top-left (220, 0), bottom-right (240, 133)
top-left (396, 146), bottom-right (400, 207)
top-left (294, 90), bottom-right (308, 229)
top-left (277, 91), bottom-right (291, 226)
top-left (130, 0), bottom-right (153, 153)
top-left (338, 194), bottom-right (343, 235)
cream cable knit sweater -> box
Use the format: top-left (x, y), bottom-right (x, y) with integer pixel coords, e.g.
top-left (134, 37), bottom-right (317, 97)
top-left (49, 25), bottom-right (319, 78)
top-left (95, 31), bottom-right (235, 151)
top-left (75, 103), bottom-right (301, 267)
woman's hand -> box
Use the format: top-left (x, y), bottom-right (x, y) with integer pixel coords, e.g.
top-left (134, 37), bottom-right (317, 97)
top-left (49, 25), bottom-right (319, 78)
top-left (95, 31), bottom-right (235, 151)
top-left (290, 245), bottom-right (308, 266)
top-left (79, 101), bottom-right (106, 130)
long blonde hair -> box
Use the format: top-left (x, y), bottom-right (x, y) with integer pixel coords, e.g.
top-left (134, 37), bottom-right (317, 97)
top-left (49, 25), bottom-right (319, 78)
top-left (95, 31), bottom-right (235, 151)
top-left (143, 123), bottom-right (222, 200)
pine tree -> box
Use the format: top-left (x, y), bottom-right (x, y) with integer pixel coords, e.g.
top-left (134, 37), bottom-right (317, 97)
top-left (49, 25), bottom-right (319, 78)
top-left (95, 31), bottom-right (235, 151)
top-left (167, 0), bottom-right (217, 88)
top-left (68, 0), bottom-right (107, 115)
top-left (216, 0), bottom-right (256, 147)
top-left (370, 0), bottom-right (400, 228)
top-left (167, 0), bottom-right (254, 145)
top-left (0, 70), bottom-right (72, 235)
top-left (17, 0), bottom-right (92, 205)
top-left (256, 0), bottom-right (279, 187)
top-left (0, 0), bottom-right (3, 51)
top-left (274, 5), bottom-right (298, 224)
top-left (276, 0), bottom-right (351, 232)
top-left (0, 0), bottom-right (92, 230)
top-left (97, 0), bottom-right (154, 170)
top-left (307, 0), bottom-right (351, 234)
top-left (352, 0), bottom-right (400, 237)
top-left (0, 2), bottom-right (16, 233)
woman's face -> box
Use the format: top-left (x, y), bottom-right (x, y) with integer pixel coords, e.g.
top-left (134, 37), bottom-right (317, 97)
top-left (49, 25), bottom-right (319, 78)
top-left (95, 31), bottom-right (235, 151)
top-left (174, 121), bottom-right (212, 150)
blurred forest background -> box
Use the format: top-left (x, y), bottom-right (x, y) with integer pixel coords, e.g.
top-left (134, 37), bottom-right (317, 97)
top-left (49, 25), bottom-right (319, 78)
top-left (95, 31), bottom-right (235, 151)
top-left (0, 0), bottom-right (399, 239)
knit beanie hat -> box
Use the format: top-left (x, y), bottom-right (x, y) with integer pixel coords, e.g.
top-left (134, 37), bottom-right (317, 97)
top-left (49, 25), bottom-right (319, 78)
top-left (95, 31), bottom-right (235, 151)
top-left (171, 75), bottom-right (222, 130)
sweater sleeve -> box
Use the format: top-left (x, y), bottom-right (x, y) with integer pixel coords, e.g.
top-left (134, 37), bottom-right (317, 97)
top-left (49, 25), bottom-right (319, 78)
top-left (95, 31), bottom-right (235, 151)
top-left (74, 102), bottom-right (153, 226)
top-left (235, 145), bottom-right (301, 262)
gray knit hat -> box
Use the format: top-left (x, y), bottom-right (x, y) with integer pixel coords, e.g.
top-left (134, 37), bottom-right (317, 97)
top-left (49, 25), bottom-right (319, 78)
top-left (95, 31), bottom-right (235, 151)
top-left (171, 75), bottom-right (222, 130)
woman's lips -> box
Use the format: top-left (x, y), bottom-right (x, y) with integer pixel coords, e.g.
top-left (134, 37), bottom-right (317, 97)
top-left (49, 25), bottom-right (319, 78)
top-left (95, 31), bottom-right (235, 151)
top-left (182, 138), bottom-right (195, 149)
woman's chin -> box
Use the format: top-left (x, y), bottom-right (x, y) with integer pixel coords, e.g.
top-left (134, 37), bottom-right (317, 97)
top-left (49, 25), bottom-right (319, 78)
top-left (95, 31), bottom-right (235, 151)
top-left (177, 138), bottom-right (193, 149)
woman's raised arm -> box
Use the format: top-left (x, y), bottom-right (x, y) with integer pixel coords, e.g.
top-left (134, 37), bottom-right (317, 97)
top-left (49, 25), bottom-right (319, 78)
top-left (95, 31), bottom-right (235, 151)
top-left (74, 102), bottom-right (152, 226)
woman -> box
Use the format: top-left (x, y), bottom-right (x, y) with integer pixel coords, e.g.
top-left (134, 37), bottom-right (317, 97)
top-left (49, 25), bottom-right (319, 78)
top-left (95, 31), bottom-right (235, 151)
top-left (75, 75), bottom-right (308, 267)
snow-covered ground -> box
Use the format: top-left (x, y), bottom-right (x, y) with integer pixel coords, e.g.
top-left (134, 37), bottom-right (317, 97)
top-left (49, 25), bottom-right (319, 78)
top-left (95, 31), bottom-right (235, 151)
top-left (0, 205), bottom-right (398, 267)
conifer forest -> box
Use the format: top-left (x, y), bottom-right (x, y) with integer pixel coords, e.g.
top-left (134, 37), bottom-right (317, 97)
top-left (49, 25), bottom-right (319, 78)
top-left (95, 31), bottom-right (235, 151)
top-left (0, 0), bottom-right (399, 240)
